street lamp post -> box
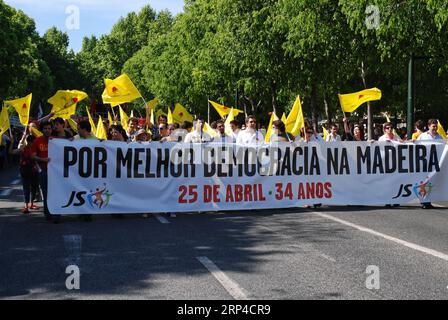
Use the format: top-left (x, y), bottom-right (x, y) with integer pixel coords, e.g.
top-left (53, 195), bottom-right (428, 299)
top-left (407, 54), bottom-right (429, 139)
top-left (407, 54), bottom-right (414, 139)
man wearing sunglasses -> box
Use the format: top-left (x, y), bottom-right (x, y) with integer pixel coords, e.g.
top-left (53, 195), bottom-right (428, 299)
top-left (417, 119), bottom-right (444, 209)
top-left (152, 123), bottom-right (169, 141)
top-left (295, 127), bottom-right (324, 142)
top-left (378, 122), bottom-right (401, 142)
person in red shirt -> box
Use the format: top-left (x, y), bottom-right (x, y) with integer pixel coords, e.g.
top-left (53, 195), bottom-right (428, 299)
top-left (9, 127), bottom-right (39, 214)
top-left (30, 121), bottom-right (55, 222)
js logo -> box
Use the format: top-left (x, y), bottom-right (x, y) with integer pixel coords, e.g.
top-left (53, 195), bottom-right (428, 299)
top-left (62, 191), bottom-right (87, 208)
top-left (392, 184), bottom-right (413, 199)
top-left (62, 185), bottom-right (113, 209)
top-left (393, 180), bottom-right (433, 200)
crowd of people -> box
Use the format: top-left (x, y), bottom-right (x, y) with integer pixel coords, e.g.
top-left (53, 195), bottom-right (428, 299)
top-left (1, 110), bottom-right (446, 223)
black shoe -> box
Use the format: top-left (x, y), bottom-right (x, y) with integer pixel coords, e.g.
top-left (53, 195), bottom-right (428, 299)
top-left (422, 204), bottom-right (435, 209)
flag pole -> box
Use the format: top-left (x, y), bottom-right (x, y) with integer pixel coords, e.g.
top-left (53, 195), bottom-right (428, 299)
top-left (207, 97), bottom-right (210, 124)
top-left (110, 105), bottom-right (117, 120)
top-left (140, 97), bottom-right (149, 116)
top-left (118, 104), bottom-right (123, 125)
top-left (140, 96), bottom-right (150, 126)
top-left (339, 98), bottom-right (350, 138)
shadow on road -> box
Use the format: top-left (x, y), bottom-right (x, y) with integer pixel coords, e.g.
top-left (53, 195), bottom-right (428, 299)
top-left (0, 204), bottom-right (355, 299)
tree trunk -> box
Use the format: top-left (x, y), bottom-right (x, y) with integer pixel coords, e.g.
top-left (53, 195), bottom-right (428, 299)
top-left (323, 92), bottom-right (330, 122)
top-left (271, 80), bottom-right (278, 115)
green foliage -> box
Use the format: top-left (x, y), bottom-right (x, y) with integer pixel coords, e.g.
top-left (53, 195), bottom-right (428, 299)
top-left (3, 0), bottom-right (448, 125)
top-left (0, 0), bottom-right (53, 116)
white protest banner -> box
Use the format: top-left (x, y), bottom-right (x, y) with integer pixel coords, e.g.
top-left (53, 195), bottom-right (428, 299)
top-left (48, 139), bottom-right (448, 215)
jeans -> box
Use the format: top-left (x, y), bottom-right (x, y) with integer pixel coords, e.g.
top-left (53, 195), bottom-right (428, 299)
top-left (21, 173), bottom-right (39, 204)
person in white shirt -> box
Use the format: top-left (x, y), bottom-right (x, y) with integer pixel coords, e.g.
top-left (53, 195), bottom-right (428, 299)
top-left (416, 119), bottom-right (442, 209)
top-left (417, 119), bottom-right (443, 141)
top-left (212, 120), bottom-right (235, 143)
top-left (326, 124), bottom-right (341, 142)
top-left (236, 116), bottom-right (264, 145)
top-left (184, 117), bottom-right (211, 143)
top-left (376, 122), bottom-right (402, 208)
top-left (378, 122), bottom-right (401, 142)
top-left (230, 120), bottom-right (240, 140)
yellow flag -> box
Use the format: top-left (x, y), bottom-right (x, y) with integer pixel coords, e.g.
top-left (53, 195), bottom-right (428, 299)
top-left (96, 116), bottom-right (108, 140)
top-left (265, 112), bottom-right (279, 143)
top-left (437, 120), bottom-right (447, 139)
top-left (209, 100), bottom-right (243, 119)
top-left (108, 112), bottom-right (113, 125)
top-left (146, 98), bottom-right (159, 111)
top-left (4, 93), bottom-right (32, 125)
top-left (119, 106), bottom-right (129, 131)
top-left (86, 107), bottom-right (97, 134)
top-left (30, 126), bottom-right (43, 137)
top-left (48, 90), bottom-right (87, 120)
top-left (286, 96), bottom-right (305, 136)
top-left (203, 122), bottom-right (219, 138)
top-left (225, 108), bottom-right (235, 137)
top-left (67, 119), bottom-right (78, 133)
top-left (145, 98), bottom-right (158, 126)
top-left (102, 73), bottom-right (142, 106)
top-left (281, 113), bottom-right (287, 124)
top-left (0, 107), bottom-right (10, 137)
top-left (167, 107), bottom-right (174, 124)
top-left (322, 126), bottom-right (328, 142)
top-left (172, 103), bottom-right (193, 123)
top-left (338, 88), bottom-right (382, 113)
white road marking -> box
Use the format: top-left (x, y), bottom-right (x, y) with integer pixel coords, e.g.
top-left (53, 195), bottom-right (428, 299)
top-left (153, 213), bottom-right (170, 224)
top-left (433, 204), bottom-right (445, 208)
top-left (0, 189), bottom-right (13, 197)
top-left (312, 212), bottom-right (448, 262)
top-left (197, 256), bottom-right (248, 300)
top-left (319, 253), bottom-right (336, 262)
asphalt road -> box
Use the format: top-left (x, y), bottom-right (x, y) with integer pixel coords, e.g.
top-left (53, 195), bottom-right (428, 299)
top-left (1, 166), bottom-right (448, 300)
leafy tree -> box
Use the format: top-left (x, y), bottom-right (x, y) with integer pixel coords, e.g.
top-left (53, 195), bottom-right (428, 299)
top-left (0, 1), bottom-right (52, 115)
